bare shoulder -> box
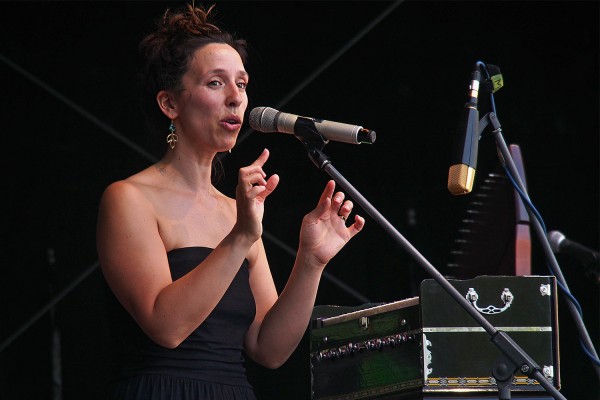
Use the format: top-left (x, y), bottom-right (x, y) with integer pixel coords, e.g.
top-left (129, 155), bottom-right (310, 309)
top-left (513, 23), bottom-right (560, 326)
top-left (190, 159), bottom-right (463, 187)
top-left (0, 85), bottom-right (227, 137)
top-left (97, 173), bottom-right (164, 243)
top-left (99, 182), bottom-right (145, 218)
top-left (100, 168), bottom-right (158, 208)
top-left (97, 170), bottom-right (163, 261)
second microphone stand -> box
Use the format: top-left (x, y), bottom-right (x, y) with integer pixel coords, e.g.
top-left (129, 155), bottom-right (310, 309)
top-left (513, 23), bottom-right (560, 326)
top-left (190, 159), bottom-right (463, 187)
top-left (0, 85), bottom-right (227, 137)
top-left (479, 112), bottom-right (600, 381)
top-left (293, 126), bottom-right (565, 400)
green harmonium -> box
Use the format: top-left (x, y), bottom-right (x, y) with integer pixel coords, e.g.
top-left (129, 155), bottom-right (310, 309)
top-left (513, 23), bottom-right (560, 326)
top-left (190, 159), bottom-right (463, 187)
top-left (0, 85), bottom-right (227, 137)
top-left (310, 276), bottom-right (559, 399)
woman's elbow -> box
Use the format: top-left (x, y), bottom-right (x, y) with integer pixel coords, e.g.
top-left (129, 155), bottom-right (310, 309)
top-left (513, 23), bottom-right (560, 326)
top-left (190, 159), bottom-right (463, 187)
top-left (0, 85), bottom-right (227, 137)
top-left (137, 314), bottom-right (196, 349)
top-left (145, 329), bottom-right (186, 349)
top-left (249, 351), bottom-right (290, 370)
top-left (155, 338), bottom-right (182, 350)
top-left (261, 359), bottom-right (286, 370)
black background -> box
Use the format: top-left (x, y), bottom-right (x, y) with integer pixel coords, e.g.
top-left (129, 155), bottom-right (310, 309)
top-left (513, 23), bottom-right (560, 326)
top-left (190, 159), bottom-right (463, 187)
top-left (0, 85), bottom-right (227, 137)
top-left (0, 1), bottom-right (598, 399)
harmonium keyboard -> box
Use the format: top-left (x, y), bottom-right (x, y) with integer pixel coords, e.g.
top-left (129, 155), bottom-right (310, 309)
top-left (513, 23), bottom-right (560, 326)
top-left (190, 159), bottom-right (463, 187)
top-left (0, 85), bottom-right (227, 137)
top-left (310, 276), bottom-right (560, 399)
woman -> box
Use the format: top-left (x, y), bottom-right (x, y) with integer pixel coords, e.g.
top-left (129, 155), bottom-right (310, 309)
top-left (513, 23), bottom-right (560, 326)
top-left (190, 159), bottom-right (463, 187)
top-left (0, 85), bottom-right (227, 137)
top-left (96, 4), bottom-right (364, 399)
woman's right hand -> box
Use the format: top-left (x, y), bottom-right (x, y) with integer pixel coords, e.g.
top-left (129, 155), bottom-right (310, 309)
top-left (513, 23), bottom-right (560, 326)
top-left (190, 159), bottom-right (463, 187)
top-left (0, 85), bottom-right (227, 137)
top-left (233, 148), bottom-right (279, 243)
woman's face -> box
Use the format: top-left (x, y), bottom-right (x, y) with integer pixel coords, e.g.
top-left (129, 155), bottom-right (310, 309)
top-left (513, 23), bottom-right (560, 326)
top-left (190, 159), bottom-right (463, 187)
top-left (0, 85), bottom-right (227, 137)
top-left (173, 42), bottom-right (249, 153)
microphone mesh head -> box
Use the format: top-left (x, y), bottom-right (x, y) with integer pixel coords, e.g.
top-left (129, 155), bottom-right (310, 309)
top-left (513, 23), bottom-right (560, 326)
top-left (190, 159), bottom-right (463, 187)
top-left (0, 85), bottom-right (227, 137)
top-left (249, 107), bottom-right (278, 132)
top-left (448, 164), bottom-right (475, 195)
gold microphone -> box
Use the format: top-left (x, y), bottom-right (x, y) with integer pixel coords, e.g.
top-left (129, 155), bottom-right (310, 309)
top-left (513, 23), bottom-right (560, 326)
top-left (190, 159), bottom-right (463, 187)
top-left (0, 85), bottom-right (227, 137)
top-left (448, 65), bottom-right (481, 195)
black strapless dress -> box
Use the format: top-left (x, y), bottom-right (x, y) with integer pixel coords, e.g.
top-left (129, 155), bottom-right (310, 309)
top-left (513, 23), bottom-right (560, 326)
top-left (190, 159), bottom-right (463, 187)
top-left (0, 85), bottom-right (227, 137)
top-left (105, 247), bottom-right (257, 400)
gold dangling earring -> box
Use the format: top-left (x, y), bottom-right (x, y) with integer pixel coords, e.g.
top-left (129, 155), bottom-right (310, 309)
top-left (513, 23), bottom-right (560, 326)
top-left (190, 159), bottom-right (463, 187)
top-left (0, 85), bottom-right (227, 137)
top-left (166, 120), bottom-right (178, 150)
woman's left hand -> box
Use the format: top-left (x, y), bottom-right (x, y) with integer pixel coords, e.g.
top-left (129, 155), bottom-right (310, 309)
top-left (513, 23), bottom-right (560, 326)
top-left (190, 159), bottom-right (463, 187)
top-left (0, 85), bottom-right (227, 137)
top-left (298, 180), bottom-right (365, 268)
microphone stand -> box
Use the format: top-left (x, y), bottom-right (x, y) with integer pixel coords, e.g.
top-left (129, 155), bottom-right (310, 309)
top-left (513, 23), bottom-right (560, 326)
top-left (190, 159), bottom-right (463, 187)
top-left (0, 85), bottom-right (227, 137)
top-left (480, 112), bottom-right (600, 380)
top-left (293, 128), bottom-right (566, 400)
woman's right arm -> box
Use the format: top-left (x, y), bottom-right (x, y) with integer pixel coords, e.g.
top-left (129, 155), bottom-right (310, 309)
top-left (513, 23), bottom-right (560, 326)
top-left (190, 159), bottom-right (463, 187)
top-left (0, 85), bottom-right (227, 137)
top-left (96, 181), bottom-right (255, 348)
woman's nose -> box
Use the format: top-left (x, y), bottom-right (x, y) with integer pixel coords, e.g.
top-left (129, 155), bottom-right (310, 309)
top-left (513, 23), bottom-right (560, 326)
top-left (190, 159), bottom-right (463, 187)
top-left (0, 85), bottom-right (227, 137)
top-left (226, 84), bottom-right (243, 107)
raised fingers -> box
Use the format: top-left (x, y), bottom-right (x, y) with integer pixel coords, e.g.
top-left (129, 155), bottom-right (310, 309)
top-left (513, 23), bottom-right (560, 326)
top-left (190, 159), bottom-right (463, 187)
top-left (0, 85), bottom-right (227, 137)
top-left (323, 182), bottom-right (365, 237)
top-left (337, 199), bottom-right (353, 222)
top-left (243, 171), bottom-right (267, 189)
top-left (330, 188), bottom-right (354, 221)
top-left (257, 174), bottom-right (279, 200)
top-left (251, 148), bottom-right (270, 168)
top-left (238, 149), bottom-right (270, 189)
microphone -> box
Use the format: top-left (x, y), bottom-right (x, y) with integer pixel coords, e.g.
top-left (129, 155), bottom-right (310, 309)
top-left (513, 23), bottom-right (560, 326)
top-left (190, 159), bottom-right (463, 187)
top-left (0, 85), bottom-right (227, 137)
top-left (548, 230), bottom-right (600, 269)
top-left (249, 106), bottom-right (376, 145)
top-left (448, 64), bottom-right (482, 195)
top-left (548, 230), bottom-right (600, 284)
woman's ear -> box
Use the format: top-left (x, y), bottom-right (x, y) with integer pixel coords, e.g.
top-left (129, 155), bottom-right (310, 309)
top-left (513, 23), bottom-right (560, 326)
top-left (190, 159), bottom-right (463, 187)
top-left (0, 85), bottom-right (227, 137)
top-left (156, 90), bottom-right (177, 119)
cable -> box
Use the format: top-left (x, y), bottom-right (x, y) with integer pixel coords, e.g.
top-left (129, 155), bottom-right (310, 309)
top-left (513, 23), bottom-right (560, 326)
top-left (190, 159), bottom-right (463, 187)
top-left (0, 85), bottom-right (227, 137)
top-left (477, 61), bottom-right (600, 368)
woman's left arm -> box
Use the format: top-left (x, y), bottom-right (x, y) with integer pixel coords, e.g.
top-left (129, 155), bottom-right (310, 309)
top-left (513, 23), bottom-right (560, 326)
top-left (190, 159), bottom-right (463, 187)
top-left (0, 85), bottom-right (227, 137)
top-left (244, 180), bottom-right (364, 368)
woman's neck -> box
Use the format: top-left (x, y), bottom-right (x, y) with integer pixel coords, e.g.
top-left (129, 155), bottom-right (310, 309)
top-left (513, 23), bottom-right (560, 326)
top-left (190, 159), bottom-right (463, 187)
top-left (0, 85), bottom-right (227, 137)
top-left (156, 149), bottom-right (216, 194)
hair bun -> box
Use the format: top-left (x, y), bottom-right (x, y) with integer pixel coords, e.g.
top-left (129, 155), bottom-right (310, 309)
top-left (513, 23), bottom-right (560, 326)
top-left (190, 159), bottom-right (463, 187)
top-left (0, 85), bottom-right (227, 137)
top-left (160, 4), bottom-right (221, 39)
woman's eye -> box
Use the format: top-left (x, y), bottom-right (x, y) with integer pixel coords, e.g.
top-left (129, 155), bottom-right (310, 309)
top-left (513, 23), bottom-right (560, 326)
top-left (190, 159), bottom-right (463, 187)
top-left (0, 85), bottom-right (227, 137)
top-left (208, 80), bottom-right (222, 87)
top-left (237, 82), bottom-right (247, 90)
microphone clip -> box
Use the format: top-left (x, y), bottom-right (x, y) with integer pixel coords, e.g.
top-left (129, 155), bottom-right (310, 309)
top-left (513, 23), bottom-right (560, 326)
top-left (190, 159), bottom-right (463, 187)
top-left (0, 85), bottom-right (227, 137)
top-left (293, 118), bottom-right (330, 148)
top-left (478, 112), bottom-right (502, 137)
top-left (289, 118), bottom-right (331, 170)
top-left (479, 64), bottom-right (504, 94)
